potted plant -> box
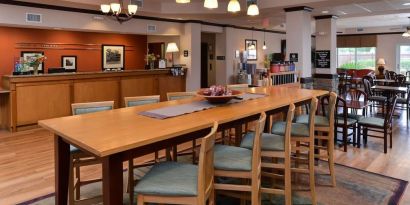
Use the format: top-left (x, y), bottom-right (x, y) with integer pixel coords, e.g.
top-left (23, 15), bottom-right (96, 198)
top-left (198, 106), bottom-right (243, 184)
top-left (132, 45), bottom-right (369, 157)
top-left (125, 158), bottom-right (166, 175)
top-left (26, 54), bottom-right (46, 75)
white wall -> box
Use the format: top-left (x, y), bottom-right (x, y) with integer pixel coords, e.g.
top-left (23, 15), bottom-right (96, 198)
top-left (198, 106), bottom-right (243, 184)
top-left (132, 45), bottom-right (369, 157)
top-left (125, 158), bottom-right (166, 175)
top-left (180, 23), bottom-right (202, 91)
top-left (377, 34), bottom-right (410, 73)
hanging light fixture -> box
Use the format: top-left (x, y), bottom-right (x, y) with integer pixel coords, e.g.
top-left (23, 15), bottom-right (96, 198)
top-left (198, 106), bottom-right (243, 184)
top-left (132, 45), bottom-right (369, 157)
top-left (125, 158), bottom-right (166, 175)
top-left (176, 0), bottom-right (190, 3)
top-left (100, 0), bottom-right (138, 24)
top-left (204, 0), bottom-right (218, 9)
top-left (227, 0), bottom-right (241, 13)
top-left (263, 30), bottom-right (267, 50)
top-left (403, 17), bottom-right (410, 39)
top-left (247, 0), bottom-right (259, 16)
top-left (248, 28), bottom-right (256, 50)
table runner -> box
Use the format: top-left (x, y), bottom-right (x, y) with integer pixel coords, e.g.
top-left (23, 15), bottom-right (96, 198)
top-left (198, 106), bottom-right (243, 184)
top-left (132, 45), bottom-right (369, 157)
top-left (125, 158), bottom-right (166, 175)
top-left (140, 93), bottom-right (267, 119)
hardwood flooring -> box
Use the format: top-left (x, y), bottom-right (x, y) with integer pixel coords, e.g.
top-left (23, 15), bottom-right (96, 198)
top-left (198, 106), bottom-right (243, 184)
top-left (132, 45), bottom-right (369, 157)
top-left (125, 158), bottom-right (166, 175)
top-left (0, 114), bottom-right (409, 205)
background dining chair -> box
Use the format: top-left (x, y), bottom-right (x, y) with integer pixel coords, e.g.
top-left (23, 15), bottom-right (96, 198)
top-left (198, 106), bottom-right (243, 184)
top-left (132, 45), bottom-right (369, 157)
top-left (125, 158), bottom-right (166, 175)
top-left (335, 97), bottom-right (359, 151)
top-left (240, 104), bottom-right (295, 205)
top-left (363, 78), bottom-right (386, 115)
top-left (166, 91), bottom-right (198, 163)
top-left (124, 95), bottom-right (160, 107)
top-left (357, 95), bottom-right (398, 153)
top-left (213, 112), bottom-right (266, 205)
top-left (135, 122), bottom-right (218, 205)
top-left (396, 89), bottom-right (410, 122)
top-left (69, 101), bottom-right (114, 205)
top-left (272, 98), bottom-right (318, 205)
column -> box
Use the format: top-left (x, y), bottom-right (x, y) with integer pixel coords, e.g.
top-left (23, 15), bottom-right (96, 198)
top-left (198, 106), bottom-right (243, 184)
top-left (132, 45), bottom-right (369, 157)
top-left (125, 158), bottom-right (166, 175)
top-left (285, 6), bottom-right (313, 84)
top-left (180, 23), bottom-right (201, 91)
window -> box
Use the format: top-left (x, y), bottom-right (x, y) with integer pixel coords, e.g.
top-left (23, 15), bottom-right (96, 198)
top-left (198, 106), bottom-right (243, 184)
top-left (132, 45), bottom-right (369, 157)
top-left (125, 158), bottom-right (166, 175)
top-left (337, 47), bottom-right (376, 69)
top-left (399, 45), bottom-right (410, 74)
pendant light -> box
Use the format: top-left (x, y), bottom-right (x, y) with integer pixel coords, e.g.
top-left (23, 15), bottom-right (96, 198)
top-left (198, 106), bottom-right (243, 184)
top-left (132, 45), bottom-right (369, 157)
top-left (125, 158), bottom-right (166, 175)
top-left (262, 30), bottom-right (267, 50)
top-left (248, 28), bottom-right (256, 50)
top-left (247, 0), bottom-right (259, 16)
top-left (204, 0), bottom-right (218, 9)
top-left (403, 17), bottom-right (410, 39)
top-left (176, 0), bottom-right (190, 3)
top-left (227, 0), bottom-right (241, 13)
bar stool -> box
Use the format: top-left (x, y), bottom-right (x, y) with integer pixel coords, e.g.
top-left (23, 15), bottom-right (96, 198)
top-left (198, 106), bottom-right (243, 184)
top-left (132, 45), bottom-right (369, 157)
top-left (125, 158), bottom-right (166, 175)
top-left (135, 122), bottom-right (218, 205)
top-left (295, 92), bottom-right (337, 187)
top-left (167, 92), bottom-right (198, 163)
top-left (69, 101), bottom-right (114, 205)
top-left (124, 95), bottom-right (160, 205)
top-left (271, 98), bottom-right (318, 205)
top-left (213, 112), bottom-right (266, 205)
top-left (240, 104), bottom-right (295, 205)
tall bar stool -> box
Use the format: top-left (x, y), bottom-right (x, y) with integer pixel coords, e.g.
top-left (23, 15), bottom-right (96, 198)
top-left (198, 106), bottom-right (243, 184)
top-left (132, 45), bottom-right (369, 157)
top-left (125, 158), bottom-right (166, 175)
top-left (240, 104), bottom-right (295, 205)
top-left (213, 112), bottom-right (266, 205)
top-left (69, 101), bottom-right (114, 205)
top-left (167, 92), bottom-right (198, 163)
top-left (295, 92), bottom-right (337, 187)
top-left (271, 98), bottom-right (318, 205)
top-left (226, 84), bottom-right (250, 144)
top-left (124, 95), bottom-right (160, 205)
top-left (135, 122), bottom-right (218, 205)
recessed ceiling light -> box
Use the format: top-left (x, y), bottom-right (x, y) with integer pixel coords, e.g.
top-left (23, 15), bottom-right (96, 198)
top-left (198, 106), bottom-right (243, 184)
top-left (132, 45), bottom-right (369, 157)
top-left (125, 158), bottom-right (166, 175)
top-left (322, 10), bottom-right (329, 14)
top-left (403, 3), bottom-right (410, 6)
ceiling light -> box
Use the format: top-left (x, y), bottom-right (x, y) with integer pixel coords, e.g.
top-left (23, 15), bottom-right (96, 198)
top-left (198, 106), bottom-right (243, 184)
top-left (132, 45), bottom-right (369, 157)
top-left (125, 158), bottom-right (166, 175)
top-left (227, 0), bottom-right (241, 12)
top-left (263, 29), bottom-right (267, 50)
top-left (403, 3), bottom-right (410, 6)
top-left (128, 4), bottom-right (138, 15)
top-left (403, 17), bottom-right (410, 39)
top-left (204, 0), bottom-right (218, 9)
top-left (110, 3), bottom-right (121, 14)
top-left (321, 10), bottom-right (329, 14)
top-left (176, 0), bottom-right (190, 3)
top-left (247, 3), bottom-right (259, 16)
top-left (100, 1), bottom-right (138, 24)
top-left (101, 4), bottom-right (111, 13)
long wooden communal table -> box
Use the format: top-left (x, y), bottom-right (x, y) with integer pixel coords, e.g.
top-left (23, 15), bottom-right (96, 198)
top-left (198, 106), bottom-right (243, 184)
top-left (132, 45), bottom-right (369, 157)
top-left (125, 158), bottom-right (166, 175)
top-left (38, 86), bottom-right (327, 205)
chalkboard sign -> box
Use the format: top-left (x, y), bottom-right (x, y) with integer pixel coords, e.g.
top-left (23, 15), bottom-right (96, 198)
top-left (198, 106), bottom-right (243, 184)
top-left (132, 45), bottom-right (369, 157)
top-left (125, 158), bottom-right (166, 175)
top-left (315, 50), bottom-right (330, 68)
top-left (289, 53), bottom-right (298, 62)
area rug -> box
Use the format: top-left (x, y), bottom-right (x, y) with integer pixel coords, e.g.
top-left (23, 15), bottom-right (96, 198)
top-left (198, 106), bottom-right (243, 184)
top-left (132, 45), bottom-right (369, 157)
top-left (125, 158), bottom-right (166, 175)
top-left (18, 161), bottom-right (407, 205)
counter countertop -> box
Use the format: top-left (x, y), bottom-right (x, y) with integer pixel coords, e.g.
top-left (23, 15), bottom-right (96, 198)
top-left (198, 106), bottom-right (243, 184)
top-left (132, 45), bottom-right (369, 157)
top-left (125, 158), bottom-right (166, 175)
top-left (4, 69), bottom-right (172, 78)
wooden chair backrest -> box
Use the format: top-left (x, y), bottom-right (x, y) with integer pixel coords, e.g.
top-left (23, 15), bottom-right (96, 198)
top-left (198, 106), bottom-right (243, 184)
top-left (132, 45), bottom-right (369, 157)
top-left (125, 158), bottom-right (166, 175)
top-left (227, 84), bottom-right (249, 92)
top-left (167, 92), bottom-right (197, 101)
top-left (197, 122), bottom-right (218, 203)
top-left (385, 95), bottom-right (398, 128)
top-left (347, 88), bottom-right (367, 102)
top-left (124, 95), bottom-right (160, 107)
top-left (251, 112), bottom-right (267, 192)
top-left (71, 101), bottom-right (114, 116)
top-left (308, 98), bottom-right (319, 138)
top-left (362, 78), bottom-right (374, 97)
top-left (284, 104), bottom-right (296, 159)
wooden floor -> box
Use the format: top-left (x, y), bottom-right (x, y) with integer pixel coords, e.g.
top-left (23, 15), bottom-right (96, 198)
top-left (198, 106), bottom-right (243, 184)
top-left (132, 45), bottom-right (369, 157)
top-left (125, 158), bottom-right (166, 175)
top-left (0, 113), bottom-right (410, 204)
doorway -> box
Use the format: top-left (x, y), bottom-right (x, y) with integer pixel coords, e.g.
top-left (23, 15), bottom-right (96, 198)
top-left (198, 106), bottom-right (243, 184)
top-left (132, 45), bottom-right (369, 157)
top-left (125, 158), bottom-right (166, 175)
top-left (201, 43), bottom-right (209, 88)
top-left (201, 33), bottom-right (216, 88)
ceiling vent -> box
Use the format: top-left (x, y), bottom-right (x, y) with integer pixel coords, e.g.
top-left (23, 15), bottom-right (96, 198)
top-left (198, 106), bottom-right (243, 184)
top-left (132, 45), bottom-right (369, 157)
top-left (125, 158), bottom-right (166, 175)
top-left (132, 0), bottom-right (143, 8)
top-left (356, 28), bottom-right (364, 32)
top-left (147, 24), bottom-right (157, 33)
top-left (26, 13), bottom-right (42, 23)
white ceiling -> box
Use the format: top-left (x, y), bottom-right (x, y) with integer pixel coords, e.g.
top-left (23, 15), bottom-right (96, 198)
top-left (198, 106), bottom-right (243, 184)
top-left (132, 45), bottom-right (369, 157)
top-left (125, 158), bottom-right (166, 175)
top-left (17, 0), bottom-right (410, 31)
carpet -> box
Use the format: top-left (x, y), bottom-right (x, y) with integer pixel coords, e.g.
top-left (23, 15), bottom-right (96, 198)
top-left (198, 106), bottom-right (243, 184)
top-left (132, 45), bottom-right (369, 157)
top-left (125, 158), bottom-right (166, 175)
top-left (18, 161), bottom-right (407, 205)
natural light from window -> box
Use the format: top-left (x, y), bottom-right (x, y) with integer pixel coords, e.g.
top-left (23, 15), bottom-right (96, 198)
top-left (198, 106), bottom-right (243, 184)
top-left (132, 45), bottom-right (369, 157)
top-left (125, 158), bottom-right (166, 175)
top-left (337, 47), bottom-right (376, 70)
top-left (399, 45), bottom-right (410, 74)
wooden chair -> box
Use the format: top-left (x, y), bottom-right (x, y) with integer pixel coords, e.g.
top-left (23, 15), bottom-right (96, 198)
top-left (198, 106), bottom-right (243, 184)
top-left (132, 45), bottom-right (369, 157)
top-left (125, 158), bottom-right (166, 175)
top-left (272, 98), bottom-right (318, 205)
top-left (166, 92), bottom-right (198, 163)
top-left (363, 77), bottom-right (386, 115)
top-left (135, 122), bottom-right (218, 205)
top-left (396, 89), bottom-right (410, 121)
top-left (357, 95), bottom-right (398, 153)
top-left (335, 97), bottom-right (359, 152)
top-left (69, 101), bottom-right (114, 205)
top-left (240, 104), bottom-right (295, 205)
top-left (213, 112), bottom-right (266, 205)
top-left (338, 73), bottom-right (351, 95)
top-left (124, 95), bottom-right (160, 205)
top-left (295, 93), bottom-right (337, 186)
top-left (227, 84), bottom-right (249, 91)
top-left (124, 95), bottom-right (160, 107)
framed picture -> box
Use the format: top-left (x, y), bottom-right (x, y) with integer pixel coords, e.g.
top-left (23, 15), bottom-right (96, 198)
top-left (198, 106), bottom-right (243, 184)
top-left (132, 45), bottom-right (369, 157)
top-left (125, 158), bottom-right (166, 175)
top-left (245, 39), bottom-right (257, 61)
top-left (158, 59), bottom-right (166, 69)
top-left (61, 56), bottom-right (77, 71)
top-left (21, 51), bottom-right (45, 73)
top-left (101, 45), bottom-right (125, 70)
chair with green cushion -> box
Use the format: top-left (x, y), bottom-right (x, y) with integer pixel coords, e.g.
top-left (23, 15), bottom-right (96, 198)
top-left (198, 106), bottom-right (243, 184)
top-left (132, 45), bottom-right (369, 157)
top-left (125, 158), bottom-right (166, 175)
top-left (363, 78), bottom-right (386, 115)
top-left (124, 95), bottom-right (160, 107)
top-left (135, 122), bottom-right (218, 205)
top-left (213, 112), bottom-right (266, 205)
top-left (167, 91), bottom-right (197, 101)
top-left (357, 95), bottom-right (398, 153)
top-left (240, 104), bottom-right (295, 205)
top-left (272, 98), bottom-right (318, 204)
top-left (335, 97), bottom-right (359, 152)
top-left (69, 101), bottom-right (114, 205)
top-left (396, 89), bottom-right (410, 122)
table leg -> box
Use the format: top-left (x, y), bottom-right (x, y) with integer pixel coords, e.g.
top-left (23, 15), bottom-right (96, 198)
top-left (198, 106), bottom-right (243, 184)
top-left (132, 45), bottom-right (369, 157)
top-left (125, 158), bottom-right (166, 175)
top-left (103, 153), bottom-right (123, 205)
top-left (54, 135), bottom-right (70, 205)
top-left (235, 125), bottom-right (242, 146)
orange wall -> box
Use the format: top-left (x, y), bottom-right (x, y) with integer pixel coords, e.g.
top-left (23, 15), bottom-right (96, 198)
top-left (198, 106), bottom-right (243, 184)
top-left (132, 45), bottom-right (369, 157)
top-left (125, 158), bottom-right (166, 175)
top-left (0, 27), bottom-right (147, 77)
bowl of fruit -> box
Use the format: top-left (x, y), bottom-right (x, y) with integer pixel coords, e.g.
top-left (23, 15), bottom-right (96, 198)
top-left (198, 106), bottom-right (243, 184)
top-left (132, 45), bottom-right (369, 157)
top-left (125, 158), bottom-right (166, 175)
top-left (197, 85), bottom-right (243, 104)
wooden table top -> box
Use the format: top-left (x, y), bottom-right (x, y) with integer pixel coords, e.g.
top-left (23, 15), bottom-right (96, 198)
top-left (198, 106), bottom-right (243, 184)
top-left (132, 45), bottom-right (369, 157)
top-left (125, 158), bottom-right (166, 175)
top-left (39, 87), bottom-right (327, 157)
top-left (371, 85), bottom-right (408, 92)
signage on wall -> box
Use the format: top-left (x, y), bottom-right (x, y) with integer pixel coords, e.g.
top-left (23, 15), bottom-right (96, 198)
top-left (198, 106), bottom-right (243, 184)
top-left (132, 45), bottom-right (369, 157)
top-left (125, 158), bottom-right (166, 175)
top-left (289, 53), bottom-right (298, 62)
top-left (315, 50), bottom-right (331, 69)
top-left (217, 56), bottom-right (225, 60)
top-left (184, 50), bottom-right (189, 57)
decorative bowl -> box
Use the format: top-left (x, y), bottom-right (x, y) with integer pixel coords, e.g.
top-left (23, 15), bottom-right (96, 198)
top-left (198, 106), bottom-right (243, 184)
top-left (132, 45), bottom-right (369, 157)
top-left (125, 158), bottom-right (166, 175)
top-left (197, 90), bottom-right (243, 104)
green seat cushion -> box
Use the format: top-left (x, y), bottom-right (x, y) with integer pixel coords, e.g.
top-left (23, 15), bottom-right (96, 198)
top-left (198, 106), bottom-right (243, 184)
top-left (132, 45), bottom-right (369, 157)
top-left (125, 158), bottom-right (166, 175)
top-left (169, 95), bottom-right (195, 101)
top-left (335, 117), bottom-right (357, 126)
top-left (295, 114), bottom-right (329, 127)
top-left (397, 98), bottom-right (408, 104)
top-left (337, 113), bottom-right (364, 121)
top-left (73, 106), bottom-right (113, 115)
top-left (127, 99), bottom-right (159, 107)
top-left (214, 145), bottom-right (252, 171)
top-left (240, 132), bottom-right (284, 151)
top-left (369, 96), bottom-right (387, 102)
top-left (135, 162), bottom-right (198, 196)
top-left (70, 145), bottom-right (80, 153)
top-left (358, 117), bottom-right (385, 127)
top-left (272, 121), bottom-right (310, 137)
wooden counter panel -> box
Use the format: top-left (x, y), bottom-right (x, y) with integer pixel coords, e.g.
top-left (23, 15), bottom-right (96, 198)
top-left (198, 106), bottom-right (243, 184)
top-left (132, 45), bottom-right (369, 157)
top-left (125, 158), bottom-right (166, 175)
top-left (73, 80), bottom-right (120, 107)
top-left (16, 83), bottom-right (71, 126)
top-left (121, 77), bottom-right (159, 105)
top-left (158, 76), bottom-right (186, 101)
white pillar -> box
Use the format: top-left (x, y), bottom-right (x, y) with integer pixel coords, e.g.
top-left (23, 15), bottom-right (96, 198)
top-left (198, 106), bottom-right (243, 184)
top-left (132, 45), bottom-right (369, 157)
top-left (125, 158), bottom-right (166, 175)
top-left (315, 15), bottom-right (338, 75)
top-left (180, 23), bottom-right (201, 91)
top-left (285, 6), bottom-right (313, 82)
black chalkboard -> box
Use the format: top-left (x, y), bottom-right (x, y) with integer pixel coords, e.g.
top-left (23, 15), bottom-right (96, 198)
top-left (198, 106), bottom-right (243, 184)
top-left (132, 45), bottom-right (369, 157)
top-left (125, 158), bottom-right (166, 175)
top-left (315, 50), bottom-right (330, 68)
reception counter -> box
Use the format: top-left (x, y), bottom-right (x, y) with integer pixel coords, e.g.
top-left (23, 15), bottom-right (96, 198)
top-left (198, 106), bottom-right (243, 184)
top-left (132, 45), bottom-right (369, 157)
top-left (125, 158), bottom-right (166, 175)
top-left (1, 69), bottom-right (186, 131)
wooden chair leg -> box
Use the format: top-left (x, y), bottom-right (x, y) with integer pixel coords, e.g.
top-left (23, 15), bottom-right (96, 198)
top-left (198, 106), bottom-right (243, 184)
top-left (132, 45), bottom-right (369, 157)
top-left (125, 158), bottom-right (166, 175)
top-left (364, 128), bottom-right (368, 145)
top-left (128, 160), bottom-right (134, 205)
top-left (75, 160), bottom-right (81, 200)
top-left (284, 151), bottom-right (292, 205)
top-left (192, 140), bottom-right (197, 164)
top-left (343, 126), bottom-right (347, 152)
top-left (328, 138), bottom-right (336, 187)
top-left (384, 130), bottom-right (388, 153)
top-left (357, 125), bottom-right (361, 148)
top-left (137, 194), bottom-right (144, 205)
top-left (68, 155), bottom-right (75, 205)
top-left (309, 140), bottom-right (317, 205)
top-left (390, 126), bottom-right (393, 148)
top-left (208, 188), bottom-right (215, 205)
